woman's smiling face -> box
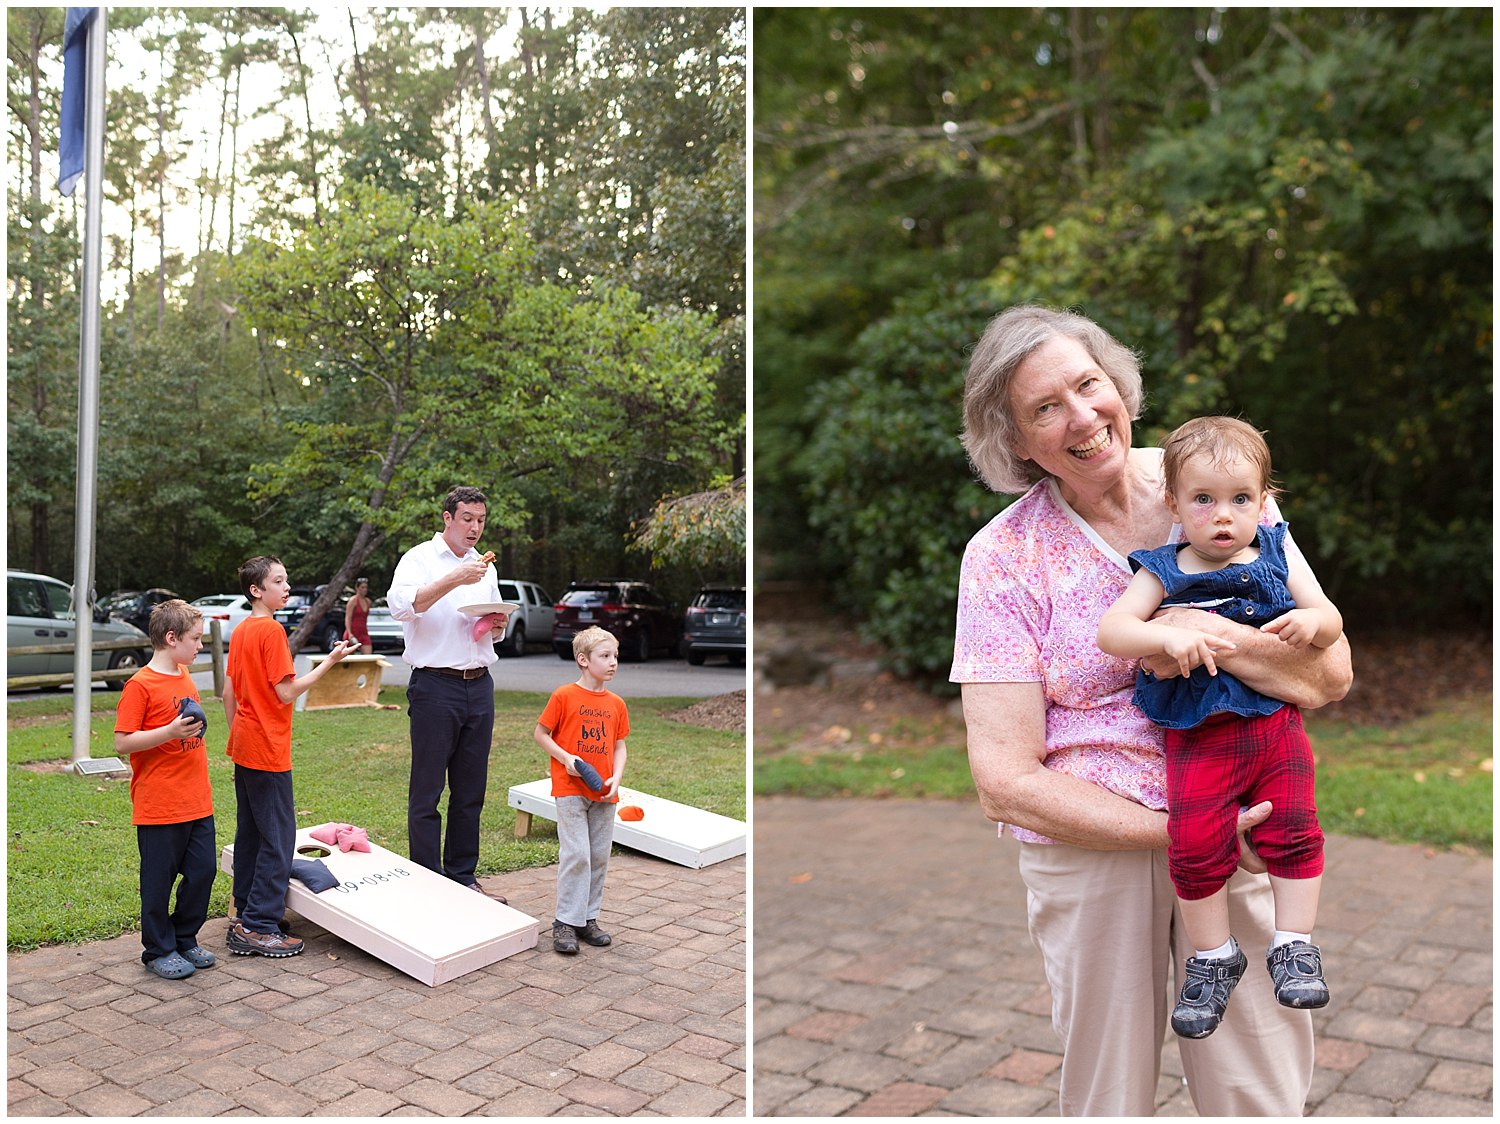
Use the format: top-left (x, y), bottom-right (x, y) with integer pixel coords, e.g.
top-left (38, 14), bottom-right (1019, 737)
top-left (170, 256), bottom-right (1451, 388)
top-left (1008, 335), bottom-right (1132, 498)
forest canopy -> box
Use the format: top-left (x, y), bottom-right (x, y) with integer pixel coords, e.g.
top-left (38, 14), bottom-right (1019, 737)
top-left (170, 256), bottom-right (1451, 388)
top-left (754, 7), bottom-right (1491, 680)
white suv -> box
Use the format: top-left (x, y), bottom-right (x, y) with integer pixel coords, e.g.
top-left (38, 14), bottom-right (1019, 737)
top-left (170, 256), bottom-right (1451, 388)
top-left (494, 579), bottom-right (555, 657)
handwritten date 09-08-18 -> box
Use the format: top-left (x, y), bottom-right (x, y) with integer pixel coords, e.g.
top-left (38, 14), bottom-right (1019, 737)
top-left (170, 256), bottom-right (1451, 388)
top-left (334, 868), bottom-right (414, 893)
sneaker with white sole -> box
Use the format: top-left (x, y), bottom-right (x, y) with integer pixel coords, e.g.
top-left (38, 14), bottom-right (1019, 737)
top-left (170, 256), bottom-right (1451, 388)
top-left (226, 921), bottom-right (304, 958)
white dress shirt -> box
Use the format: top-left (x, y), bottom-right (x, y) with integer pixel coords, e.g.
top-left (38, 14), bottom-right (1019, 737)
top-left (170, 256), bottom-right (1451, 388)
top-left (386, 533), bottom-right (501, 671)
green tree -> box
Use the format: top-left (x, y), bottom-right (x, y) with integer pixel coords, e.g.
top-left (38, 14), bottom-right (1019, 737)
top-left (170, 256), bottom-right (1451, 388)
top-left (233, 181), bottom-right (727, 649)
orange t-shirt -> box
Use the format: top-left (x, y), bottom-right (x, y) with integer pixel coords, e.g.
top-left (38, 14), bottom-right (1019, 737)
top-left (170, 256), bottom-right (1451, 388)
top-left (538, 682), bottom-right (630, 802)
top-left (114, 665), bottom-right (213, 825)
top-left (226, 614), bottom-right (296, 772)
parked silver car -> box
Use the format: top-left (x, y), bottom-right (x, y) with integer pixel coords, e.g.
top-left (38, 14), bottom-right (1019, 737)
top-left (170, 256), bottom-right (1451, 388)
top-left (7, 570), bottom-right (151, 690)
top-left (494, 579), bottom-right (555, 657)
top-left (190, 593), bottom-right (254, 645)
top-left (365, 598), bottom-right (406, 652)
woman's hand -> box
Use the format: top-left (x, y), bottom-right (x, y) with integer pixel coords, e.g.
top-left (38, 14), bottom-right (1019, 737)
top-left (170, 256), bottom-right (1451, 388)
top-left (1236, 800), bottom-right (1272, 874)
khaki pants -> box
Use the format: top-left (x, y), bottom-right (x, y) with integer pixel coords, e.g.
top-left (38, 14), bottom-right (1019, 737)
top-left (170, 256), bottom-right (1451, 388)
top-left (1018, 842), bottom-right (1314, 1116)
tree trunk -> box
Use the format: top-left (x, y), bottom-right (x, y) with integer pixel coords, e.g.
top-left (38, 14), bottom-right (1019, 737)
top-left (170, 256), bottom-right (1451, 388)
top-left (347, 10), bottom-right (373, 117)
top-left (156, 86), bottom-right (168, 333)
top-left (284, 428), bottom-right (414, 652)
top-left (24, 12), bottom-right (50, 573)
top-left (285, 22), bottom-right (322, 224)
top-left (471, 17), bottom-right (500, 156)
top-left (207, 52), bottom-right (231, 254)
top-left (1068, 8), bottom-right (1090, 174)
top-left (227, 61), bottom-right (242, 261)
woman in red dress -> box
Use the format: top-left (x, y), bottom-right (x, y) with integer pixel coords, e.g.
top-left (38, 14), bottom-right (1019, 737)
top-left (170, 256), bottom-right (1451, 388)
top-left (344, 577), bottom-right (373, 654)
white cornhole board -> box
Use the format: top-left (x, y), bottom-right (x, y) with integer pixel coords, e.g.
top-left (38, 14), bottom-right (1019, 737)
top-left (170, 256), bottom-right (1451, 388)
top-left (507, 779), bottom-right (746, 869)
top-left (219, 825), bottom-right (539, 986)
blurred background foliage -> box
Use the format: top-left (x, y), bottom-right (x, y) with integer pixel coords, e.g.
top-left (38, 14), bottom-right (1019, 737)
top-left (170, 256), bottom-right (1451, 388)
top-left (754, 7), bottom-right (1491, 682)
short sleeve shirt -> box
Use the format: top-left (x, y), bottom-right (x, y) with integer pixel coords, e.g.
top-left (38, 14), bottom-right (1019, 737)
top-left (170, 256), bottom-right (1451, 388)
top-left (538, 682), bottom-right (630, 803)
top-left (115, 665), bottom-right (213, 825)
top-left (951, 464), bottom-right (1285, 843)
top-left (226, 614), bottom-right (296, 772)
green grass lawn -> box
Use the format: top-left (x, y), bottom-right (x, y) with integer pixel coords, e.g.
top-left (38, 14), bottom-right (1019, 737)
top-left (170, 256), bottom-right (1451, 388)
top-left (755, 695), bottom-right (1492, 855)
top-left (7, 688), bottom-right (744, 951)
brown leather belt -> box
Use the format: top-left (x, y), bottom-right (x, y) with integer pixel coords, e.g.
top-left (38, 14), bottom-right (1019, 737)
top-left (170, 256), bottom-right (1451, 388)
top-left (420, 666), bottom-right (488, 680)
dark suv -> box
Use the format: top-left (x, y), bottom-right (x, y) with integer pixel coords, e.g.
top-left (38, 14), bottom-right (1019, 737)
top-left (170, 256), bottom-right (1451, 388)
top-left (274, 585), bottom-right (352, 653)
top-left (680, 585), bottom-right (746, 666)
top-left (552, 579), bottom-right (680, 663)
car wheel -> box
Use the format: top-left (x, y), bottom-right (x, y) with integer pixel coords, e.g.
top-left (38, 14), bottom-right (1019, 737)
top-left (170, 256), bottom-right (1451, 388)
top-left (626, 628), bottom-right (651, 663)
top-left (502, 622), bottom-right (525, 657)
top-left (106, 649), bottom-right (144, 691)
top-left (555, 643), bottom-right (574, 660)
top-left (687, 648), bottom-right (706, 666)
top-left (730, 652), bottom-right (745, 667)
top-left (323, 623), bottom-right (345, 653)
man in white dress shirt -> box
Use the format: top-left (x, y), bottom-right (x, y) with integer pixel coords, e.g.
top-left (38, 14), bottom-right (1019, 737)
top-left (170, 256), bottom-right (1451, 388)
top-left (387, 486), bottom-right (509, 897)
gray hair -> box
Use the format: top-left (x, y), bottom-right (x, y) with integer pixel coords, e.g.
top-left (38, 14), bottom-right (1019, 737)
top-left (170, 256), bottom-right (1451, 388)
top-left (961, 305), bottom-right (1145, 494)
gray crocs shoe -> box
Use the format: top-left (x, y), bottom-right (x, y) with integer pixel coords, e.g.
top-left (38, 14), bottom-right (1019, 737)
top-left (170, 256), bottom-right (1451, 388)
top-left (1267, 940), bottom-right (1329, 1008)
top-left (179, 945), bottom-right (217, 969)
top-left (145, 951), bottom-right (196, 980)
top-left (1171, 938), bottom-right (1247, 1038)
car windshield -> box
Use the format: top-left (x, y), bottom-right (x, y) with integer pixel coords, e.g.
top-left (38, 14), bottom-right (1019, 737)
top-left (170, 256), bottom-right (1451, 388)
top-left (561, 588), bottom-right (613, 606)
top-left (695, 590), bottom-right (745, 610)
top-left (194, 596), bottom-right (237, 607)
top-left (101, 592), bottom-right (142, 610)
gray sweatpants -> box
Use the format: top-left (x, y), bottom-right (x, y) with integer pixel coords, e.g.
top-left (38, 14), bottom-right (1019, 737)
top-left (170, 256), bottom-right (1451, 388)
top-left (555, 795), bottom-right (616, 926)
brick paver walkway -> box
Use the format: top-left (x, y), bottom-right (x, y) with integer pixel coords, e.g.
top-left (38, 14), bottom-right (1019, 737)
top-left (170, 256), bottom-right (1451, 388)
top-left (754, 797), bottom-right (1490, 1117)
top-left (9, 852), bottom-right (744, 1117)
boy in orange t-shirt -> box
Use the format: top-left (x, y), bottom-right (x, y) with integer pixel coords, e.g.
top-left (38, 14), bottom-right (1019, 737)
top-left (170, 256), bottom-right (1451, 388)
top-left (114, 599), bottom-right (216, 980)
top-left (222, 556), bottom-right (358, 958)
top-left (534, 626), bottom-right (630, 955)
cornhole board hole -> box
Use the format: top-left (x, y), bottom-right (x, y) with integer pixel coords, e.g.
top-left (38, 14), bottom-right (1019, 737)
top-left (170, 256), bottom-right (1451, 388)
top-left (219, 825), bottom-right (539, 986)
top-left (298, 654), bottom-right (391, 711)
top-left (507, 779), bottom-right (746, 869)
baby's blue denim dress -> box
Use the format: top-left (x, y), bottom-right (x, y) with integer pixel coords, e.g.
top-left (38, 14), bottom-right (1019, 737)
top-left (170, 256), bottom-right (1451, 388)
top-left (1129, 522), bottom-right (1297, 730)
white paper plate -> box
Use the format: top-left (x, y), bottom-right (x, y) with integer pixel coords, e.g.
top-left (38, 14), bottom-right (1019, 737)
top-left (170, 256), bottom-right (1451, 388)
top-left (457, 602), bottom-right (521, 617)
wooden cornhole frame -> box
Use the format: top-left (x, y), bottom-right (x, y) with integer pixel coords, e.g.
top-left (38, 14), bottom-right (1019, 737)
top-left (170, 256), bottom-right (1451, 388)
top-left (298, 654), bottom-right (392, 711)
top-left (219, 825), bottom-right (539, 986)
top-left (506, 779), bottom-right (746, 869)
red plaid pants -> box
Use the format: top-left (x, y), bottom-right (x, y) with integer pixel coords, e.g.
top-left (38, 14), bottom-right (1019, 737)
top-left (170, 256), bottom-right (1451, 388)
top-left (1165, 706), bottom-right (1324, 900)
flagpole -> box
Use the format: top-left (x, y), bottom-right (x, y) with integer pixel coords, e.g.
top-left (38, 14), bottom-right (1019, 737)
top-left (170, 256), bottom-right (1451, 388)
top-left (69, 6), bottom-right (110, 770)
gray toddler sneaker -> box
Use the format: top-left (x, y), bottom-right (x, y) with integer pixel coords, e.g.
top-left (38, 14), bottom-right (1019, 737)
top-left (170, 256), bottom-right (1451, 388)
top-left (1267, 940), bottom-right (1330, 1008)
top-left (1171, 938), bottom-right (1247, 1038)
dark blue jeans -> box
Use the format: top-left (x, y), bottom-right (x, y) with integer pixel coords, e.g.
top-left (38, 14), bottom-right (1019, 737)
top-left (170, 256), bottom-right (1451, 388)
top-left (406, 668), bottom-right (494, 884)
top-left (232, 765), bottom-right (296, 934)
top-left (137, 815), bottom-right (217, 963)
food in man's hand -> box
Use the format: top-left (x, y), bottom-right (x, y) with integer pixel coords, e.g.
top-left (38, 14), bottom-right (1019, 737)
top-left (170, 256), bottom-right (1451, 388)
top-left (480, 551), bottom-right (495, 564)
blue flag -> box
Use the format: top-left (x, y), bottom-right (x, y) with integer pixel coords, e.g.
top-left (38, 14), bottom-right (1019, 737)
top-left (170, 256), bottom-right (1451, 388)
top-left (58, 7), bottom-right (98, 195)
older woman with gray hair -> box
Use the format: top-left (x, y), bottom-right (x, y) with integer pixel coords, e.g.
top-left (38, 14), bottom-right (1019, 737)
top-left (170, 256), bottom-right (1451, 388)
top-left (950, 305), bottom-right (1350, 1116)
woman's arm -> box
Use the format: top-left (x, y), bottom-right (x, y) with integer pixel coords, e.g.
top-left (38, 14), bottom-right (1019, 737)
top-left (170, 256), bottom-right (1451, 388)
top-left (962, 681), bottom-right (1169, 850)
top-left (964, 680), bottom-right (1276, 864)
top-left (1145, 609), bottom-right (1352, 707)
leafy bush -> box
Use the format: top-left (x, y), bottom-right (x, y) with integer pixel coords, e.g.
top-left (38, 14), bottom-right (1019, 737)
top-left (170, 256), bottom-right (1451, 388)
top-left (796, 284), bottom-right (1001, 682)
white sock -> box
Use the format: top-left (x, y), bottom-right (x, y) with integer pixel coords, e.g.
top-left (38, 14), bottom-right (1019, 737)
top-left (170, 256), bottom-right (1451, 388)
top-left (1271, 929), bottom-right (1311, 948)
top-left (1195, 937), bottom-right (1236, 960)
